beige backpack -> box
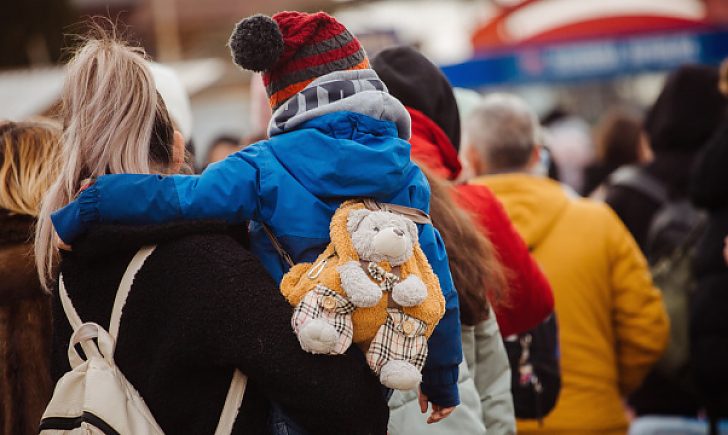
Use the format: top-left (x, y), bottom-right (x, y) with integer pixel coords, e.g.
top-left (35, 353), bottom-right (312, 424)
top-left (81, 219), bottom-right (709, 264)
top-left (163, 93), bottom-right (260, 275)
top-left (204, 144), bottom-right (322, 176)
top-left (40, 245), bottom-right (247, 434)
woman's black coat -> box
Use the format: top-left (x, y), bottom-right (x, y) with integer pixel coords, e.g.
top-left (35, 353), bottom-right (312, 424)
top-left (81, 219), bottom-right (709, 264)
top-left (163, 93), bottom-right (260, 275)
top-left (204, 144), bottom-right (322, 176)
top-left (52, 222), bottom-right (389, 434)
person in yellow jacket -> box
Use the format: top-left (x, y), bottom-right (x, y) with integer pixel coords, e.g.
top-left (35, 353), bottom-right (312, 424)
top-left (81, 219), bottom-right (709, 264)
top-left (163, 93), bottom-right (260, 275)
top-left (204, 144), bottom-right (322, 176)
top-left (462, 93), bottom-right (670, 435)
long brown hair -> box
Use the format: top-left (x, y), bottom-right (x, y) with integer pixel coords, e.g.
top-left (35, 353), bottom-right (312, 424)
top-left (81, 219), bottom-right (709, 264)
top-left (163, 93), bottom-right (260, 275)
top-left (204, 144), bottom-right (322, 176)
top-left (421, 164), bottom-right (509, 326)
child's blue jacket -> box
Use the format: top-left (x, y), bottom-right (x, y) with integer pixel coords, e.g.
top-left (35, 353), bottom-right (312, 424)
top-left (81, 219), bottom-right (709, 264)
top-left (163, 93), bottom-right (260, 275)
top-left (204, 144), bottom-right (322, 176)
top-left (52, 111), bottom-right (462, 406)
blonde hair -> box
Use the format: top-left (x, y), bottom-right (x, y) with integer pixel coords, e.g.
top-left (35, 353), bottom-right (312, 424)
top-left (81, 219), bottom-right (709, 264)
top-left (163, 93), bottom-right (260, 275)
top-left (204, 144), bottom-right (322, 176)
top-left (0, 120), bottom-right (62, 217)
top-left (35, 28), bottom-right (175, 291)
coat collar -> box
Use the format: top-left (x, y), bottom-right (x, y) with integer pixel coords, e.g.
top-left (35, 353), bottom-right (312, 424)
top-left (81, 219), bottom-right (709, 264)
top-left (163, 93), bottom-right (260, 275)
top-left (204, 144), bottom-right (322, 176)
top-left (0, 210), bottom-right (35, 246)
top-left (69, 221), bottom-right (247, 260)
top-left (407, 107), bottom-right (462, 180)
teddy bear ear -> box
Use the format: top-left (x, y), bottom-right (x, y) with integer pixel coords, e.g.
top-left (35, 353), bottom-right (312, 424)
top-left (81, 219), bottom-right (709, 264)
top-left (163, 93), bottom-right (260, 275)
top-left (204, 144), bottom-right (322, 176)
top-left (405, 217), bottom-right (419, 242)
top-left (347, 209), bottom-right (371, 233)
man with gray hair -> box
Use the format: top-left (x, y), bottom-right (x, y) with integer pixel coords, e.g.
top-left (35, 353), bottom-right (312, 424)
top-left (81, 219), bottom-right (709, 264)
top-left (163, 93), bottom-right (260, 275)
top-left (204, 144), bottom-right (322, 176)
top-left (463, 93), bottom-right (541, 175)
top-left (462, 94), bottom-right (669, 433)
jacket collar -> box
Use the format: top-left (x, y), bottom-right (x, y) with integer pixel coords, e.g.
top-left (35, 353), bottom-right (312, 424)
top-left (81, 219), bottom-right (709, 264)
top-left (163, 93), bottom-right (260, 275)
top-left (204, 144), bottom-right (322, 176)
top-left (407, 107), bottom-right (462, 180)
top-left (0, 210), bottom-right (34, 246)
top-left (470, 174), bottom-right (570, 250)
top-left (268, 69), bottom-right (411, 140)
top-left (69, 221), bottom-right (247, 260)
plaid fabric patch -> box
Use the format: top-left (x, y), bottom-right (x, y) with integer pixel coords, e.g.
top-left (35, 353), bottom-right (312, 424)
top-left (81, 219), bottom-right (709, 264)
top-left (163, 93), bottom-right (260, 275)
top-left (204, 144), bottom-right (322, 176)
top-left (291, 285), bottom-right (356, 355)
top-left (366, 308), bottom-right (428, 375)
top-left (367, 262), bottom-right (399, 292)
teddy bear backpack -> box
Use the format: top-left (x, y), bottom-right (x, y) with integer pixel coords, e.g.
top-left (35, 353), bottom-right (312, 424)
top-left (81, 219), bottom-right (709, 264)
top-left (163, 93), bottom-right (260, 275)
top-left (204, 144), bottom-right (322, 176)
top-left (268, 199), bottom-right (446, 391)
top-left (40, 246), bottom-right (247, 435)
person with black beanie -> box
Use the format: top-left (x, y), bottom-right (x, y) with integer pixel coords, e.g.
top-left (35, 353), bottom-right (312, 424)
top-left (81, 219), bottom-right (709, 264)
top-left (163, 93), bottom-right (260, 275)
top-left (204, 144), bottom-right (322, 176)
top-left (372, 46), bottom-right (461, 153)
top-left (373, 46), bottom-right (559, 435)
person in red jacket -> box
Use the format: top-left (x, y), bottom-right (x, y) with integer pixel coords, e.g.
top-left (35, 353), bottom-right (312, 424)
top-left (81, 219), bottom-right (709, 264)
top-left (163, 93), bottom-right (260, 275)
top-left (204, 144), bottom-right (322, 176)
top-left (372, 46), bottom-right (553, 337)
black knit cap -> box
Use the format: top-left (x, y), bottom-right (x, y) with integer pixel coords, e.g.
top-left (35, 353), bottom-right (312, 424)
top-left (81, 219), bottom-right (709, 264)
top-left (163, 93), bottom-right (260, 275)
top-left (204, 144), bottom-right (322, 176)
top-left (646, 64), bottom-right (728, 154)
top-left (372, 46), bottom-right (461, 150)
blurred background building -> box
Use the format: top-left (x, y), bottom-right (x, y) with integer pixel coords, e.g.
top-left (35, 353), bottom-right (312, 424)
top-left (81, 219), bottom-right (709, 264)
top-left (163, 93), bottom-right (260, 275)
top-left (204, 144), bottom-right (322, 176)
top-left (2, 0), bottom-right (728, 164)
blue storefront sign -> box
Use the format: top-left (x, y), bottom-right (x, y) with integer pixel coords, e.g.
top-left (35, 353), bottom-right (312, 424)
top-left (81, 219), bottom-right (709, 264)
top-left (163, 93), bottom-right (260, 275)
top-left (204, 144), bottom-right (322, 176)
top-left (442, 27), bottom-right (728, 88)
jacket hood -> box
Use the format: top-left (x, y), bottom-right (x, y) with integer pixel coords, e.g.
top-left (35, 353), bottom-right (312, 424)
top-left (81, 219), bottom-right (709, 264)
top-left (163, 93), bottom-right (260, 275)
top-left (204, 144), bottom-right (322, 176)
top-left (408, 107), bottom-right (462, 180)
top-left (268, 69), bottom-right (411, 140)
top-left (372, 46), bottom-right (461, 150)
top-left (470, 174), bottom-right (569, 249)
top-left (266, 111), bottom-right (423, 202)
top-left (70, 221), bottom-right (246, 260)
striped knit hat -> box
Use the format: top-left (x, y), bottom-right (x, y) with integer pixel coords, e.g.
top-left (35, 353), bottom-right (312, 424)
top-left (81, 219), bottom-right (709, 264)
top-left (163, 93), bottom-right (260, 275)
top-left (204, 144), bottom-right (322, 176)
top-left (229, 11), bottom-right (369, 110)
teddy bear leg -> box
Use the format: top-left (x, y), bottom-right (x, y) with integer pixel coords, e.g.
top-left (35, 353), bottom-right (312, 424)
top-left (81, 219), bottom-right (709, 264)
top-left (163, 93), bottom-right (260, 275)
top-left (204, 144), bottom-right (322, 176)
top-left (391, 275), bottom-right (428, 307)
top-left (297, 318), bottom-right (340, 355)
top-left (338, 261), bottom-right (383, 307)
top-left (380, 360), bottom-right (422, 390)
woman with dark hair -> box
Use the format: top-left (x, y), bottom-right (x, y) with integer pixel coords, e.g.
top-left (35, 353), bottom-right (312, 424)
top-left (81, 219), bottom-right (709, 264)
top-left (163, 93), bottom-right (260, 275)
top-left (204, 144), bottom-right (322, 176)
top-left (373, 45), bottom-right (557, 435)
top-left (372, 45), bottom-right (553, 341)
top-left (583, 108), bottom-right (651, 197)
top-left (388, 163), bottom-right (515, 434)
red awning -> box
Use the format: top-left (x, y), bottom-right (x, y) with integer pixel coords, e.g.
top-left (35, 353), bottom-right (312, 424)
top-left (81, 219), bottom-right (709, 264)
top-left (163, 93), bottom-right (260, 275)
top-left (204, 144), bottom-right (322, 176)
top-left (473, 0), bottom-right (709, 52)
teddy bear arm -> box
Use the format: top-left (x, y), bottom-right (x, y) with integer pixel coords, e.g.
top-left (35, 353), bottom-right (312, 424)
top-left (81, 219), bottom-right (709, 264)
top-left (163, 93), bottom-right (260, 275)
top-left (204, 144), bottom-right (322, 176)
top-left (337, 261), bottom-right (382, 308)
top-left (392, 275), bottom-right (428, 307)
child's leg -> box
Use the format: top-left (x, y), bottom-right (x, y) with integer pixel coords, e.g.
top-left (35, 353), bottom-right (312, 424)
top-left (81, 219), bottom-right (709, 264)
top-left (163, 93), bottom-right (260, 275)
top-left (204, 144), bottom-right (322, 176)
top-left (268, 401), bottom-right (310, 435)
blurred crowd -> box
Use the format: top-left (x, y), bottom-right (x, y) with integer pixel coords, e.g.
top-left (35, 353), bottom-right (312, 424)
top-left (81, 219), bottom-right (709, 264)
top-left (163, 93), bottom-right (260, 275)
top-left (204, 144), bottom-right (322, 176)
top-left (2, 10), bottom-right (728, 435)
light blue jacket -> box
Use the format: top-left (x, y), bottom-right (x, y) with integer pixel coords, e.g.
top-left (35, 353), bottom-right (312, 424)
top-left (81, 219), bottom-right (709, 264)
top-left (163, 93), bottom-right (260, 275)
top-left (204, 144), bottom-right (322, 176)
top-left (52, 110), bottom-right (462, 406)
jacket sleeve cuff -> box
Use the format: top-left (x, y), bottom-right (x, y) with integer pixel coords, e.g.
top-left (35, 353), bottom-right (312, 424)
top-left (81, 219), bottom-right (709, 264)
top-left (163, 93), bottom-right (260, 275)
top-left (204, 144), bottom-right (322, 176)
top-left (420, 365), bottom-right (460, 407)
top-left (51, 185), bottom-right (100, 244)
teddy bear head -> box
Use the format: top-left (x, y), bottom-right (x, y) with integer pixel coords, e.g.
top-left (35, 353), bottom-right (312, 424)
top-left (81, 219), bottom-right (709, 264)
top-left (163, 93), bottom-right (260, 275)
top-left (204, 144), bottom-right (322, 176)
top-left (347, 209), bottom-right (418, 266)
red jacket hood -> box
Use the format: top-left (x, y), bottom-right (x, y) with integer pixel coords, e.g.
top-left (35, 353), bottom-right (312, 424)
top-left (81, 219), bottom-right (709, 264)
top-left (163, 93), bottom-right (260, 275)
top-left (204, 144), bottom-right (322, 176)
top-left (407, 107), bottom-right (462, 180)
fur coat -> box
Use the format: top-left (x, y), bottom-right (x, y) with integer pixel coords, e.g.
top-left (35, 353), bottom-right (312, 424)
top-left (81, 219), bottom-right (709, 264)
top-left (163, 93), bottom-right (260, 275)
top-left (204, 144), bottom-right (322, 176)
top-left (0, 210), bottom-right (52, 435)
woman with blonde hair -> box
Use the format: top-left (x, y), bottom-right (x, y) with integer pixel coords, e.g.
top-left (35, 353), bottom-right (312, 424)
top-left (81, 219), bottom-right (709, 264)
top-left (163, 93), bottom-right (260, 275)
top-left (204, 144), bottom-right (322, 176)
top-left (0, 119), bottom-right (61, 435)
top-left (36, 30), bottom-right (389, 434)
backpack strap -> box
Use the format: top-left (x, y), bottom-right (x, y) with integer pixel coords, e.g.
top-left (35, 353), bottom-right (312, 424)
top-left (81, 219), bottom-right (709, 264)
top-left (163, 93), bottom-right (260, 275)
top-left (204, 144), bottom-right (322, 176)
top-left (262, 199), bottom-right (432, 268)
top-left (608, 165), bottom-right (669, 205)
top-left (109, 245), bottom-right (157, 341)
top-left (59, 275), bottom-right (84, 332)
top-left (360, 198), bottom-right (432, 225)
top-left (262, 223), bottom-right (295, 268)
top-left (59, 244), bottom-right (245, 434)
top-left (214, 370), bottom-right (247, 435)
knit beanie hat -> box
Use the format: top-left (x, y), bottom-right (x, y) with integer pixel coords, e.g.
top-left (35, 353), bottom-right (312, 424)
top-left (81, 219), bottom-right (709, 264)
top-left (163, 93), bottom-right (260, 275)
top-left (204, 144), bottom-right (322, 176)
top-left (372, 46), bottom-right (461, 151)
top-left (645, 64), bottom-right (728, 154)
top-left (229, 11), bottom-right (369, 110)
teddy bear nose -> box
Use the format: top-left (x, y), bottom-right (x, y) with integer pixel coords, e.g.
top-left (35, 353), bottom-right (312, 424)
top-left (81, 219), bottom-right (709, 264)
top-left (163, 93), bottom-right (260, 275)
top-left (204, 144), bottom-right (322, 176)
top-left (394, 228), bottom-right (404, 237)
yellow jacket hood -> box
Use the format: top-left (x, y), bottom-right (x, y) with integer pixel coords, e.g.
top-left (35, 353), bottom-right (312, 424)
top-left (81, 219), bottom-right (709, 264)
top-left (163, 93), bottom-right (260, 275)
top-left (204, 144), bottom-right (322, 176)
top-left (470, 174), bottom-right (569, 249)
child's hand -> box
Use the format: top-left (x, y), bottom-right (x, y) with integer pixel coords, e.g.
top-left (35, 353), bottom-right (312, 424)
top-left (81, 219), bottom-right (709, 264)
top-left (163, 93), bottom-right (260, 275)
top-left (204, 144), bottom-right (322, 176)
top-left (56, 231), bottom-right (72, 251)
top-left (723, 236), bottom-right (728, 266)
top-left (418, 388), bottom-right (455, 424)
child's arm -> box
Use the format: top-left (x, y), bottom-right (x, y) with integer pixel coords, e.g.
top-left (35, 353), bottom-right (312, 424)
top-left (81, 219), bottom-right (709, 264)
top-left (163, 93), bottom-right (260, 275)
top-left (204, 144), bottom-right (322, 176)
top-left (52, 145), bottom-right (268, 244)
top-left (417, 224), bottom-right (463, 410)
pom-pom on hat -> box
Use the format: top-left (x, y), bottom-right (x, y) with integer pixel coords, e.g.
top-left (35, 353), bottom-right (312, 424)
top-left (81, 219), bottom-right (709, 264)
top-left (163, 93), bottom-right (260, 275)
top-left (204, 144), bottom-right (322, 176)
top-left (229, 11), bottom-right (369, 110)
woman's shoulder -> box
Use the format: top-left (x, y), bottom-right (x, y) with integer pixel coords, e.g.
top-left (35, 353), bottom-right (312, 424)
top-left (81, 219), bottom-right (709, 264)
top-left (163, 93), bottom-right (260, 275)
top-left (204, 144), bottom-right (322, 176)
top-left (146, 226), bottom-right (272, 290)
top-left (71, 222), bottom-right (270, 293)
